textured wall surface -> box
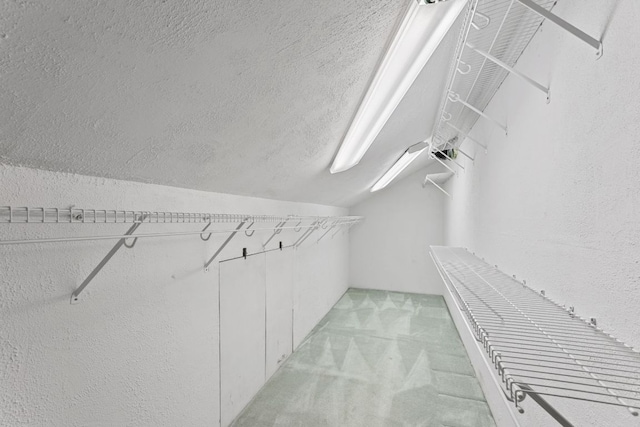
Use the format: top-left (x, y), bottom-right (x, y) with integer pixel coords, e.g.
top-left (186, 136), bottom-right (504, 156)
top-left (0, 0), bottom-right (461, 207)
top-left (445, 0), bottom-right (640, 424)
top-left (350, 169), bottom-right (445, 295)
top-left (0, 164), bottom-right (349, 426)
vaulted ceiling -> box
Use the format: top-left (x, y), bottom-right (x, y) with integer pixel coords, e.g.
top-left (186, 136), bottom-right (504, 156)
top-left (1, 1), bottom-right (460, 206)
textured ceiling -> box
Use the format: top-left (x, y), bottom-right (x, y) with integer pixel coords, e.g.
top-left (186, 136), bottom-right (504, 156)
top-left (1, 0), bottom-right (461, 207)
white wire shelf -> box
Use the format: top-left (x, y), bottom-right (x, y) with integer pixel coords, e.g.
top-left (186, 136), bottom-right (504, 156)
top-left (0, 206), bottom-right (363, 303)
top-left (432, 0), bottom-right (556, 154)
top-left (0, 206), bottom-right (355, 225)
top-left (431, 246), bottom-right (640, 426)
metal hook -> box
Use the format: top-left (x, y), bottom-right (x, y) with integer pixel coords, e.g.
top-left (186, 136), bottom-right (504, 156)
top-left (441, 111), bottom-right (452, 122)
top-left (200, 223), bottom-right (213, 241)
top-left (471, 11), bottom-right (490, 30)
top-left (457, 61), bottom-right (471, 75)
top-left (123, 237), bottom-right (138, 249)
top-left (447, 91), bottom-right (460, 103)
top-left (293, 221), bottom-right (302, 232)
top-left (244, 222), bottom-right (255, 237)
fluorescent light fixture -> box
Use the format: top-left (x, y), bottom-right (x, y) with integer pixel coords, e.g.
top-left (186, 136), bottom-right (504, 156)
top-left (330, 0), bottom-right (467, 174)
top-left (371, 142), bottom-right (427, 192)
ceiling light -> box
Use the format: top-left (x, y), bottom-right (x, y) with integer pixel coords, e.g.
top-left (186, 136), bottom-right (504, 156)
top-left (330, 0), bottom-right (467, 174)
top-left (370, 142), bottom-right (427, 192)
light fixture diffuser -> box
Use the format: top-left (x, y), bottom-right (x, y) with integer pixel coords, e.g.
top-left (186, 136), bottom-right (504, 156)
top-left (330, 0), bottom-right (467, 174)
top-left (371, 143), bottom-right (427, 192)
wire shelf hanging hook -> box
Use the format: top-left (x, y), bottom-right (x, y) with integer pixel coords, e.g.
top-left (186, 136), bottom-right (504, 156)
top-left (244, 222), bottom-right (255, 237)
top-left (457, 61), bottom-right (472, 75)
top-left (200, 223), bottom-right (213, 241)
top-left (471, 11), bottom-right (491, 30)
top-left (123, 237), bottom-right (138, 249)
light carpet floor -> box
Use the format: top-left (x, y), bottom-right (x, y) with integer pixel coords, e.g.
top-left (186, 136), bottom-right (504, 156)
top-left (232, 288), bottom-right (496, 427)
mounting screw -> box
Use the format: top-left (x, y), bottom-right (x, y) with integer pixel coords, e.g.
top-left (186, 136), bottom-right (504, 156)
top-left (569, 306), bottom-right (575, 316)
top-left (522, 280), bottom-right (527, 285)
top-left (540, 290), bottom-right (546, 296)
top-left (204, 266), bottom-right (209, 273)
top-left (590, 318), bottom-right (597, 327)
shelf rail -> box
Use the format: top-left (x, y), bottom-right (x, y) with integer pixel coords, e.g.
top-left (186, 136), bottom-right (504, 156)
top-left (0, 206), bottom-right (362, 303)
top-left (431, 246), bottom-right (640, 426)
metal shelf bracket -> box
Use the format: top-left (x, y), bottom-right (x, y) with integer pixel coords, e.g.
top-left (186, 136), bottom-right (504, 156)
top-left (448, 91), bottom-right (508, 134)
top-left (263, 220), bottom-right (287, 248)
top-left (445, 122), bottom-right (488, 152)
top-left (430, 153), bottom-right (458, 175)
top-left (466, 42), bottom-right (551, 102)
top-left (204, 220), bottom-right (247, 272)
top-left (516, 0), bottom-right (603, 58)
top-left (71, 214), bottom-right (147, 304)
top-left (423, 176), bottom-right (452, 198)
top-left (317, 220), bottom-right (338, 243)
top-left (294, 220), bottom-right (321, 248)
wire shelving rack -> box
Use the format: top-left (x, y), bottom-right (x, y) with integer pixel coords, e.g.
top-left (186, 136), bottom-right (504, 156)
top-left (0, 206), bottom-right (363, 303)
top-left (431, 246), bottom-right (640, 426)
top-left (426, 0), bottom-right (602, 182)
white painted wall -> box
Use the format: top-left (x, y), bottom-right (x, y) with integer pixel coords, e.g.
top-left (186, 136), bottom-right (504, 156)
top-left (349, 168), bottom-right (445, 295)
top-left (445, 0), bottom-right (640, 424)
top-left (0, 164), bottom-right (349, 426)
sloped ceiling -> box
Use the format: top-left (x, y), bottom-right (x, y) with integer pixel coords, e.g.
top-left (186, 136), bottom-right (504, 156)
top-left (1, 0), bottom-right (460, 207)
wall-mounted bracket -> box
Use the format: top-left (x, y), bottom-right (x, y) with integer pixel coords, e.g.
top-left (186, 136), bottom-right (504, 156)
top-left (330, 223), bottom-right (344, 239)
top-left (423, 176), bottom-right (452, 198)
top-left (316, 221), bottom-right (338, 243)
top-left (294, 220), bottom-right (321, 248)
top-left (448, 91), bottom-right (507, 133)
top-left (430, 153), bottom-right (457, 175)
top-left (516, 0), bottom-right (603, 58)
top-left (456, 147), bottom-right (475, 162)
top-left (71, 214), bottom-right (147, 304)
top-left (204, 220), bottom-right (247, 272)
top-left (445, 122), bottom-right (488, 151)
top-left (437, 148), bottom-right (466, 170)
top-left (466, 42), bottom-right (550, 102)
top-left (263, 220), bottom-right (287, 248)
